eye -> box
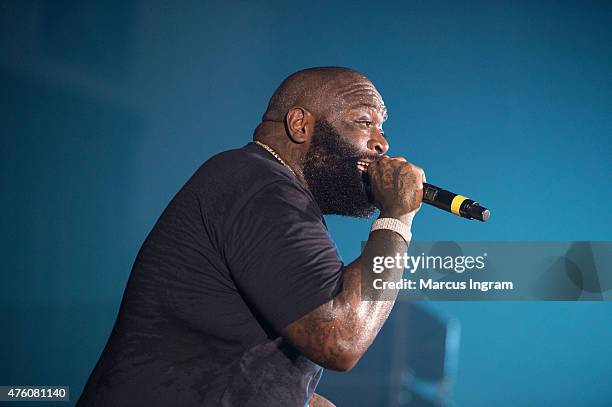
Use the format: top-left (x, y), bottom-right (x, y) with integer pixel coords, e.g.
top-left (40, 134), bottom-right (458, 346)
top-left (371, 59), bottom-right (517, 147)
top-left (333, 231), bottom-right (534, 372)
top-left (356, 120), bottom-right (373, 127)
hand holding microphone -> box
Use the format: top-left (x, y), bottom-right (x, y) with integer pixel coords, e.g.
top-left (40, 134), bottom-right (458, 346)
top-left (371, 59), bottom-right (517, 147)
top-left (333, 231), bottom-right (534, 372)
top-left (363, 157), bottom-right (490, 222)
top-left (364, 156), bottom-right (425, 224)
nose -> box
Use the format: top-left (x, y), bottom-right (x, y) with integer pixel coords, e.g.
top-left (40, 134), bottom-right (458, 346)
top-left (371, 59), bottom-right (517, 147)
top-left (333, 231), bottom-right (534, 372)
top-left (367, 131), bottom-right (389, 155)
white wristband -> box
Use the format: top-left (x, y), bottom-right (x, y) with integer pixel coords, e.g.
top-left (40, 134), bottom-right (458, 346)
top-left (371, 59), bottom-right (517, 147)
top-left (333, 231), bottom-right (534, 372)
top-left (370, 216), bottom-right (413, 244)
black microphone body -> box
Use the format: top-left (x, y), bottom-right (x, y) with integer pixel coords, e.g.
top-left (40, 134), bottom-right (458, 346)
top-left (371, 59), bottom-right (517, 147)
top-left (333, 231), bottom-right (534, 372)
top-left (422, 183), bottom-right (490, 222)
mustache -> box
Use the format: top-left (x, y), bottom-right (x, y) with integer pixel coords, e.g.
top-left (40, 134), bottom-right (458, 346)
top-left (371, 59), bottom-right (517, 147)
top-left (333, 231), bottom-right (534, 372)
top-left (337, 152), bottom-right (381, 163)
top-left (359, 153), bottom-right (381, 162)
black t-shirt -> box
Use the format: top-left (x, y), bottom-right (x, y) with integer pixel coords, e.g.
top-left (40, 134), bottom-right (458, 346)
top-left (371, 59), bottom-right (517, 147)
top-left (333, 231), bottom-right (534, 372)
top-left (77, 143), bottom-right (344, 406)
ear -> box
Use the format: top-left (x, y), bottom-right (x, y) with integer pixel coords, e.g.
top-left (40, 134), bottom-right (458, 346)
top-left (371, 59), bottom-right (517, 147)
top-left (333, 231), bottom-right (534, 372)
top-left (285, 107), bottom-right (314, 144)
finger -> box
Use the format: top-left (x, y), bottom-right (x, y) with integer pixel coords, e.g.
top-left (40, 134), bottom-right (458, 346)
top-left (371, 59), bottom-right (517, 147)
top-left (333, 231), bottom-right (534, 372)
top-left (389, 156), bottom-right (407, 162)
top-left (417, 166), bottom-right (426, 184)
top-left (411, 164), bottom-right (425, 185)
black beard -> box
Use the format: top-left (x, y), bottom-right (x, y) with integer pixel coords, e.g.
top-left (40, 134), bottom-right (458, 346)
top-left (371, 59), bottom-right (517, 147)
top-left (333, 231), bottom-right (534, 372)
top-left (303, 120), bottom-right (378, 218)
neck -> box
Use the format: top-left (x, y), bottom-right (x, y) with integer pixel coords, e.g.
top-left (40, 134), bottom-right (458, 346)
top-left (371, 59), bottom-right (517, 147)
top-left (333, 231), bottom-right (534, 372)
top-left (253, 122), bottom-right (308, 186)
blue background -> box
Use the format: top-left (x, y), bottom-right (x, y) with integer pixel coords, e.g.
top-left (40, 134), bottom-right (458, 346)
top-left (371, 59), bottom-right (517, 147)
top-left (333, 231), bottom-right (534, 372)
top-left (1, 1), bottom-right (611, 405)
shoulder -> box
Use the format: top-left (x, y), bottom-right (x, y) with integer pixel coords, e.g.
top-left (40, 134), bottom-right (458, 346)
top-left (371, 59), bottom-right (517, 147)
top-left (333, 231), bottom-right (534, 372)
top-left (187, 143), bottom-right (301, 193)
top-left (183, 142), bottom-right (321, 225)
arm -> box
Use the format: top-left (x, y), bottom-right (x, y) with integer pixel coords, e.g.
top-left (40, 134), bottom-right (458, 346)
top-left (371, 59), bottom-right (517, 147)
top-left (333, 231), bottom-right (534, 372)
top-left (283, 156), bottom-right (425, 371)
top-left (309, 393), bottom-right (336, 407)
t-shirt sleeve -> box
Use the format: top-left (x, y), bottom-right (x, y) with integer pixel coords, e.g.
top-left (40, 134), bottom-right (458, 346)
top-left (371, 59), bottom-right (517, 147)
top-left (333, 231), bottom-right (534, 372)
top-left (223, 180), bottom-right (344, 333)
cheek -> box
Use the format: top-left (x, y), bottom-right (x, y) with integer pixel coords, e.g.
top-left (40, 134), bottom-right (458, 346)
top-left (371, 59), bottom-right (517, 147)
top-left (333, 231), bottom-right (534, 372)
top-left (343, 135), bottom-right (370, 157)
top-left (336, 123), bottom-right (371, 148)
top-left (352, 132), bottom-right (377, 153)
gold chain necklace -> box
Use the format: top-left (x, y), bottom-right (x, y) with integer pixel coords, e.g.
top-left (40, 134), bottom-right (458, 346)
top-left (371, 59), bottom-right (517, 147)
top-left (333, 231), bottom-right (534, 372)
top-left (254, 140), bottom-right (297, 177)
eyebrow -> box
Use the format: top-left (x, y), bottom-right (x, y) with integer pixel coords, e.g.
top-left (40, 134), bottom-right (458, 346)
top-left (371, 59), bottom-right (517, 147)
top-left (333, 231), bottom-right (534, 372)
top-left (351, 102), bottom-right (388, 121)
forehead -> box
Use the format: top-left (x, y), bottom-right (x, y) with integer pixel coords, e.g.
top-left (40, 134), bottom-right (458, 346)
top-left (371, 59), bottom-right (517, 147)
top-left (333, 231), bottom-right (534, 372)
top-left (333, 79), bottom-right (387, 118)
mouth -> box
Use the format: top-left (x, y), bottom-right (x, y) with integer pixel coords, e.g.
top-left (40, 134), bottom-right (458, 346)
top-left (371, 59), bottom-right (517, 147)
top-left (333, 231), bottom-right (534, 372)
top-left (357, 159), bottom-right (372, 173)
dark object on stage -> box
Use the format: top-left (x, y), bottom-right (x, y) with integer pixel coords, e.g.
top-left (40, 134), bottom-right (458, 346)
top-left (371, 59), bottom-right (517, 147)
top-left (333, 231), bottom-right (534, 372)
top-left (422, 183), bottom-right (490, 222)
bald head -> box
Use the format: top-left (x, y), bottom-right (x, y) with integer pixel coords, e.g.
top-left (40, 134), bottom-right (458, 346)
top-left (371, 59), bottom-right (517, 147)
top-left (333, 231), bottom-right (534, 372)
top-left (253, 67), bottom-right (389, 189)
top-left (262, 67), bottom-right (385, 123)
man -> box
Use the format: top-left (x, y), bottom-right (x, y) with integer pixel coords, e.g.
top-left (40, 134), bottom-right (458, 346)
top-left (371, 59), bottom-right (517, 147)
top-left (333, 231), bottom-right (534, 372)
top-left (77, 67), bottom-right (425, 406)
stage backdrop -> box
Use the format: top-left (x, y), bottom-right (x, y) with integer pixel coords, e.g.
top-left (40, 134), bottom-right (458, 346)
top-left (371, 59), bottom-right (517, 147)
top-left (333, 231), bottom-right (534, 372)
top-left (2, 1), bottom-right (611, 406)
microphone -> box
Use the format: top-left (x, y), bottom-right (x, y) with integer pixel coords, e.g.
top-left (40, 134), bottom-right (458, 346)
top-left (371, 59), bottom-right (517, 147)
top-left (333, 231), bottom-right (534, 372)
top-left (422, 183), bottom-right (490, 222)
top-left (362, 173), bottom-right (491, 222)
